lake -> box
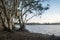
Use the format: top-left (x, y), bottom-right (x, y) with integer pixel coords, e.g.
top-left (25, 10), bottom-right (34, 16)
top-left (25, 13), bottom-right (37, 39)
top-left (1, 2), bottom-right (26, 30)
top-left (16, 25), bottom-right (60, 36)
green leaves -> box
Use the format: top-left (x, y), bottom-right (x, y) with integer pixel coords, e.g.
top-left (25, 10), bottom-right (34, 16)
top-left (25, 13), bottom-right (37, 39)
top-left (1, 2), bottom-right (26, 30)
top-left (28, 10), bottom-right (33, 13)
top-left (44, 7), bottom-right (49, 10)
top-left (18, 0), bottom-right (49, 17)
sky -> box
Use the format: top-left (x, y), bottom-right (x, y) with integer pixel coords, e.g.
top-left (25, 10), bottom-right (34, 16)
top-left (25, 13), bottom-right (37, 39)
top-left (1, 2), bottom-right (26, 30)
top-left (28, 0), bottom-right (60, 23)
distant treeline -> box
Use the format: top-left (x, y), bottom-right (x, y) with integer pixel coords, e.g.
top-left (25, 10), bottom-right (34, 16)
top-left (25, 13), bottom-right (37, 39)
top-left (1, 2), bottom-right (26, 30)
top-left (26, 23), bottom-right (60, 25)
top-left (15, 23), bottom-right (60, 25)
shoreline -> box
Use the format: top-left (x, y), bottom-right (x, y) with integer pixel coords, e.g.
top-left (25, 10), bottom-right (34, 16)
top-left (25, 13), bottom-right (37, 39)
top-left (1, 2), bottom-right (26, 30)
top-left (0, 31), bottom-right (60, 40)
top-left (14, 23), bottom-right (60, 25)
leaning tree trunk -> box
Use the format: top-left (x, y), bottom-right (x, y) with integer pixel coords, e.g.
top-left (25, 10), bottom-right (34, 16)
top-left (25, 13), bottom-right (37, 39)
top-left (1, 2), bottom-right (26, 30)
top-left (17, 15), bottom-right (29, 32)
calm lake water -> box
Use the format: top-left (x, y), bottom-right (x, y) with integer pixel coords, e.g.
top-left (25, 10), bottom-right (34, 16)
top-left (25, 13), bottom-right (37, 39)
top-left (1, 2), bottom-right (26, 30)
top-left (16, 25), bottom-right (60, 36)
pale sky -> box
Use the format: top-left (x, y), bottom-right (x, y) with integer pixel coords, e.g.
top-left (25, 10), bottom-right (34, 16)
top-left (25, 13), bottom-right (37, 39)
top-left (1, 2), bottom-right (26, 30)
top-left (28, 0), bottom-right (60, 23)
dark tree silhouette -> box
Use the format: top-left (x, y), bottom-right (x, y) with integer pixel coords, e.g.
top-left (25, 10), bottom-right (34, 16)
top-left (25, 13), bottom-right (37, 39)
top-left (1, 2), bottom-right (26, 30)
top-left (16, 0), bottom-right (49, 31)
top-left (0, 0), bottom-right (49, 32)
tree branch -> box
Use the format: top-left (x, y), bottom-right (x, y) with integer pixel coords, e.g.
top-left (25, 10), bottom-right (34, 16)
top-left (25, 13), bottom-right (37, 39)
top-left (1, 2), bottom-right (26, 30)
top-left (11, 0), bottom-right (18, 17)
top-left (0, 12), bottom-right (8, 29)
top-left (0, 5), bottom-right (3, 9)
top-left (1, 0), bottom-right (8, 18)
top-left (22, 7), bottom-right (31, 16)
top-left (22, 1), bottom-right (40, 16)
top-left (26, 14), bottom-right (37, 22)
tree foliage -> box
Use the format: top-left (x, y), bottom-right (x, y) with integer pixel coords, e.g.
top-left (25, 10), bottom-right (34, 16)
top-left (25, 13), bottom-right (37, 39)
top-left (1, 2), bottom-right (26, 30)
top-left (0, 0), bottom-right (49, 32)
top-left (16, 0), bottom-right (49, 31)
top-left (17, 0), bottom-right (49, 23)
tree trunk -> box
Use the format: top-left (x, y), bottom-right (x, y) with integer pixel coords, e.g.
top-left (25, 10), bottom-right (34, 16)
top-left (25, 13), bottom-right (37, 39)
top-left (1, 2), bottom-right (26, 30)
top-left (17, 16), bottom-right (29, 32)
top-left (0, 0), bottom-right (18, 32)
top-left (20, 23), bottom-right (29, 32)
